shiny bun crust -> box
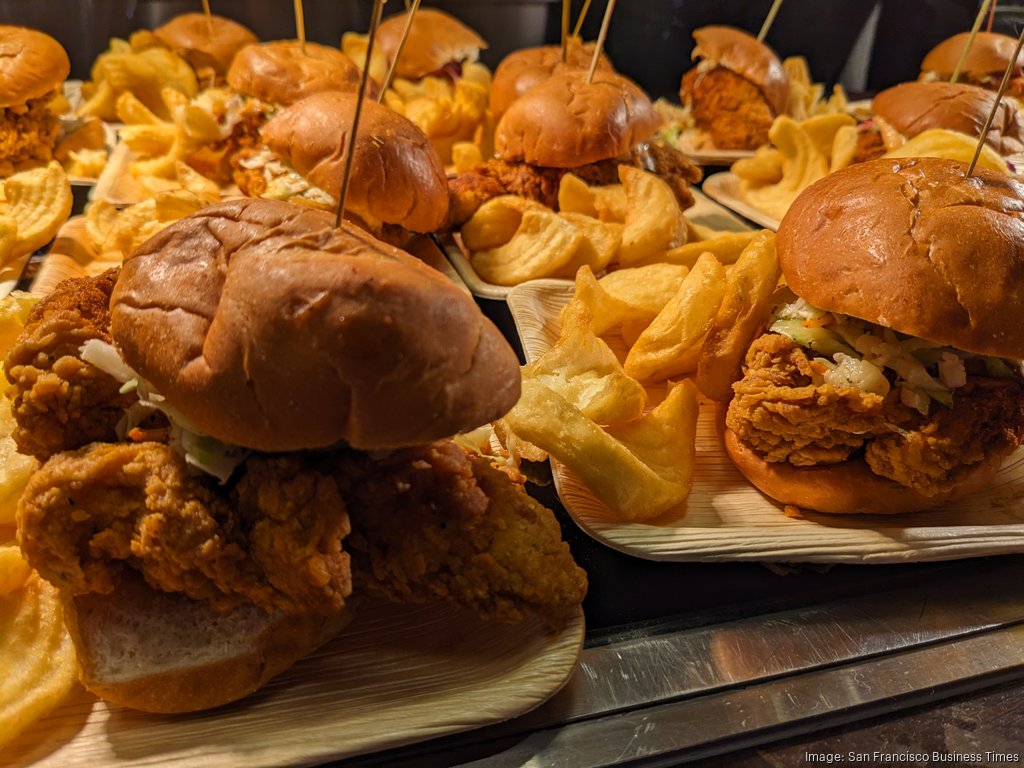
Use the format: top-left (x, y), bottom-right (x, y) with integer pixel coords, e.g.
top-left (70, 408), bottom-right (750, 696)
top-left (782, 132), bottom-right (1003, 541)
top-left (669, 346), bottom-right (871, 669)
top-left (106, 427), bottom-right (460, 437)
top-left (377, 8), bottom-right (486, 80)
top-left (154, 13), bottom-right (258, 76)
top-left (723, 422), bottom-right (1008, 515)
top-left (260, 91), bottom-right (449, 232)
top-left (227, 41), bottom-right (370, 105)
top-left (777, 157), bottom-right (1024, 360)
top-left (110, 199), bottom-right (521, 452)
top-left (691, 25), bottom-right (789, 116)
top-left (494, 70), bottom-right (662, 168)
top-left (0, 25), bottom-right (70, 108)
top-left (922, 31), bottom-right (1023, 76)
top-left (872, 81), bottom-right (1024, 156)
top-left (489, 42), bottom-right (614, 118)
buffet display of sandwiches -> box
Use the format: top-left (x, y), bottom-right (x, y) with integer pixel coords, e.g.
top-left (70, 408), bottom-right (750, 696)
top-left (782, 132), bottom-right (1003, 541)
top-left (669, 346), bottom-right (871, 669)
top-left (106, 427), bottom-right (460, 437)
top-left (2, 0), bottom-right (1024, 764)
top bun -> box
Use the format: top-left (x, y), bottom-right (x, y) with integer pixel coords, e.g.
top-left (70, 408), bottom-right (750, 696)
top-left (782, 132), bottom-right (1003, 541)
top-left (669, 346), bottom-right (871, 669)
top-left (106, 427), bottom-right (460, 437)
top-left (227, 41), bottom-right (373, 105)
top-left (154, 13), bottom-right (258, 77)
top-left (871, 80), bottom-right (1024, 156)
top-left (489, 41), bottom-right (614, 118)
top-left (494, 69), bottom-right (662, 168)
top-left (691, 25), bottom-right (789, 115)
top-left (777, 156), bottom-right (1024, 359)
top-left (377, 8), bottom-right (487, 80)
top-left (110, 199), bottom-right (520, 452)
top-left (0, 25), bottom-right (70, 108)
top-left (260, 91), bottom-right (449, 232)
top-left (921, 31), bottom-right (1023, 77)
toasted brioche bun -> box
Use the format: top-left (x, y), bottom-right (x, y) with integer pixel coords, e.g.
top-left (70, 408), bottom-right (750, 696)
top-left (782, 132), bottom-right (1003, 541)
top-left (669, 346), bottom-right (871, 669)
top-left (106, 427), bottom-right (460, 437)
top-left (722, 418), bottom-right (1010, 515)
top-left (110, 199), bottom-right (520, 452)
top-left (495, 70), bottom-right (662, 168)
top-left (778, 157), bottom-right (1024, 360)
top-left (63, 572), bottom-right (355, 713)
top-left (871, 80), bottom-right (1024, 156)
top-left (377, 8), bottom-right (486, 80)
top-left (154, 13), bottom-right (258, 77)
top-left (921, 31), bottom-right (1023, 78)
top-left (0, 25), bottom-right (70, 108)
top-left (690, 25), bottom-right (789, 116)
top-left (489, 42), bottom-right (614, 118)
top-left (260, 91), bottom-right (449, 232)
top-left (227, 40), bottom-right (372, 105)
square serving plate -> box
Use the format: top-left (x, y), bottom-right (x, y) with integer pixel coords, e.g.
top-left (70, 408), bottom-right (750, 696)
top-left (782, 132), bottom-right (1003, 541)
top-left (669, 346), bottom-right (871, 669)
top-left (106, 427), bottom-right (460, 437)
top-left (507, 280), bottom-right (1024, 564)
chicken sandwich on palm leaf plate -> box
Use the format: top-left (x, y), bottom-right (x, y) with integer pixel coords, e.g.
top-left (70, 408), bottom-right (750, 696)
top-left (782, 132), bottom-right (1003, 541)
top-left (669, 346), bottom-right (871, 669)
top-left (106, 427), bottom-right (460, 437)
top-left (8, 198), bottom-right (586, 718)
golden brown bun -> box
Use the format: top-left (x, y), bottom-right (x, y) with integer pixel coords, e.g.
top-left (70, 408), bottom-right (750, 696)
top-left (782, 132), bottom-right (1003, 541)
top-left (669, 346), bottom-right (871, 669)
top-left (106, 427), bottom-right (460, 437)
top-left (0, 25), bottom-right (70, 108)
top-left (377, 8), bottom-right (487, 80)
top-left (110, 198), bottom-right (521, 452)
top-left (494, 70), bottom-right (662, 168)
top-left (722, 421), bottom-right (1009, 515)
top-left (871, 81), bottom-right (1024, 155)
top-left (154, 13), bottom-right (258, 77)
top-left (921, 31), bottom-right (1023, 77)
top-left (260, 91), bottom-right (449, 232)
top-left (64, 572), bottom-right (354, 713)
top-left (777, 157), bottom-right (1024, 360)
top-left (490, 42), bottom-right (614, 118)
top-left (227, 40), bottom-right (373, 106)
top-left (691, 25), bottom-right (789, 116)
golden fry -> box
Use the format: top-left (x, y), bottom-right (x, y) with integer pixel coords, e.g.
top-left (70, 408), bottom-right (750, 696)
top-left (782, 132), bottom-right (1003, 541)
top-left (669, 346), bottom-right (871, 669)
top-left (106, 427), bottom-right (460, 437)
top-left (740, 115), bottom-right (829, 222)
top-left (560, 266), bottom-right (650, 337)
top-left (597, 263), bottom-right (691, 317)
top-left (618, 165), bottom-right (687, 267)
top-left (662, 230), bottom-right (758, 268)
top-left (696, 231), bottom-right (781, 401)
top-left (884, 128), bottom-right (1008, 173)
top-left (2, 162), bottom-right (73, 260)
top-left (461, 195), bottom-right (549, 252)
top-left (550, 213), bottom-right (621, 278)
top-left (624, 252), bottom-right (726, 382)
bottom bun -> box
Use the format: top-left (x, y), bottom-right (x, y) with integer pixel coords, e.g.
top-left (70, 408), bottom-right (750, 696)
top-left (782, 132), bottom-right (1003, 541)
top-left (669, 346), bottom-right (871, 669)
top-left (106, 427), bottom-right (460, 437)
top-left (721, 419), bottom-right (1008, 515)
top-left (62, 574), bottom-right (356, 713)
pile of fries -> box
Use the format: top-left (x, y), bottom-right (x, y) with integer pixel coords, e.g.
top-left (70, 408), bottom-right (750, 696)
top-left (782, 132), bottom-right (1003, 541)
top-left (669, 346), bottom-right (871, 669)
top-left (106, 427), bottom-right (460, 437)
top-left (731, 113), bottom-right (1011, 223)
top-left (0, 293), bottom-right (78, 749)
top-left (460, 166), bottom-right (759, 286)
top-left (496, 230), bottom-right (781, 521)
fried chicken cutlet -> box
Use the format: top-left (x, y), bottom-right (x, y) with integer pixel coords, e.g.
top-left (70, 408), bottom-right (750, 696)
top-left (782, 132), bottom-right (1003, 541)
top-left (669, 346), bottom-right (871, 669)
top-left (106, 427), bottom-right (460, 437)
top-left (681, 67), bottom-right (775, 150)
top-left (5, 269), bottom-right (137, 462)
top-left (727, 334), bottom-right (1024, 497)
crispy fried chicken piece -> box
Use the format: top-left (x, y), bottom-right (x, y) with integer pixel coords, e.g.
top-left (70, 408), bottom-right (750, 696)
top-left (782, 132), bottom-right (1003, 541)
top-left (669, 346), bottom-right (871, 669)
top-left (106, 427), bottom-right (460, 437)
top-left (727, 333), bottom-right (1024, 496)
top-left (684, 67), bottom-right (775, 150)
top-left (327, 440), bottom-right (587, 629)
top-left (853, 121), bottom-right (887, 164)
top-left (5, 269), bottom-right (137, 462)
top-left (0, 93), bottom-right (62, 177)
top-left (445, 142), bottom-right (701, 228)
top-left (726, 334), bottom-right (904, 465)
top-left (17, 441), bottom-right (352, 616)
top-left (866, 378), bottom-right (1024, 496)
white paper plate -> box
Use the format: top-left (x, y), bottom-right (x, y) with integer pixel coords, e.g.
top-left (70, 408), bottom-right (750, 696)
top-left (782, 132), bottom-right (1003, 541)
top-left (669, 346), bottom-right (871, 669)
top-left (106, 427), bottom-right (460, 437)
top-left (6, 600), bottom-right (584, 767)
top-left (669, 131), bottom-right (756, 166)
top-left (701, 172), bottom-right (782, 231)
top-left (506, 280), bottom-right (1024, 564)
top-left (445, 189), bottom-right (753, 300)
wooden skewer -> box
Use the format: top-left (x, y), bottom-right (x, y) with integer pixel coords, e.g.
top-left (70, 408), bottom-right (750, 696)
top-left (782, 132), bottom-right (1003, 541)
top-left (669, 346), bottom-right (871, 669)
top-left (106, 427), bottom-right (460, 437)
top-left (294, 0), bottom-right (307, 56)
top-left (967, 23), bottom-right (1024, 176)
top-left (987, 0), bottom-right (998, 32)
top-left (201, 0), bottom-right (212, 35)
top-left (337, 0), bottom-right (386, 228)
top-left (573, 0), bottom-right (594, 39)
top-left (561, 0), bottom-right (572, 62)
top-left (757, 0), bottom-right (784, 43)
top-left (378, 0), bottom-right (422, 101)
top-left (952, 0), bottom-right (992, 83)
top-left (587, 0), bottom-right (617, 83)
top-left (201, 0), bottom-right (211, 16)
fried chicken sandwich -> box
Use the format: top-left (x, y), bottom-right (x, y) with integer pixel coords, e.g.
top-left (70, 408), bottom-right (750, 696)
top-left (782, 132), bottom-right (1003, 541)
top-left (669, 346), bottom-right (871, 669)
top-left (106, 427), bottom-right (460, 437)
top-left (152, 12), bottom-right (258, 87)
top-left (376, 7), bottom-right (487, 83)
top-left (448, 67), bottom-right (701, 227)
top-left (0, 25), bottom-right (71, 178)
top-left (10, 198), bottom-right (587, 712)
top-left (920, 31), bottom-right (1024, 98)
top-left (679, 25), bottom-right (790, 150)
top-left (232, 90), bottom-right (449, 242)
top-left (723, 157), bottom-right (1024, 515)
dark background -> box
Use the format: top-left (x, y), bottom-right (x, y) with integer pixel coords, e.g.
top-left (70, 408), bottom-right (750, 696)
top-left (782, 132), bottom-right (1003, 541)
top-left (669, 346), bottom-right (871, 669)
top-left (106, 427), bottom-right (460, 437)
top-left (5, 0), bottom-right (1021, 98)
